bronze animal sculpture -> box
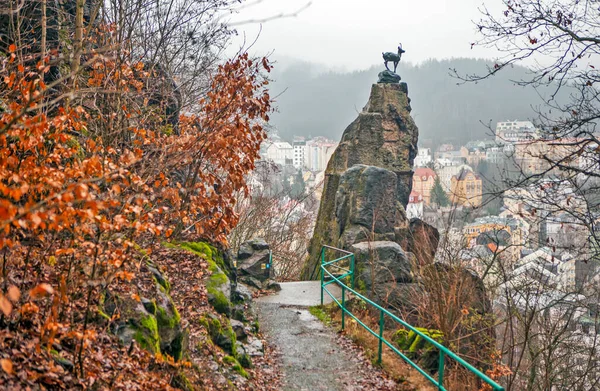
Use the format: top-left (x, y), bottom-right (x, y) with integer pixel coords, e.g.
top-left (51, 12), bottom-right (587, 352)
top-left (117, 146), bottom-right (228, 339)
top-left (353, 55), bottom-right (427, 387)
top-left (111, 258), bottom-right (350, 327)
top-left (382, 44), bottom-right (406, 73)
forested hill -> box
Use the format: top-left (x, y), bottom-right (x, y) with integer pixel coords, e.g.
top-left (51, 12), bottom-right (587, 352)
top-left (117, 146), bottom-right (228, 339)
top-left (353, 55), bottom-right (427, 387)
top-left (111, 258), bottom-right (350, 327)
top-left (268, 57), bottom-right (547, 146)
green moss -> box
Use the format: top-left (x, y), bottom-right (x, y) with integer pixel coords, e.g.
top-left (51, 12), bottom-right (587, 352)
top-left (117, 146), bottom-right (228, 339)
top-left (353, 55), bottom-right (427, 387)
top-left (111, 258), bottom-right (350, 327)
top-left (223, 355), bottom-right (236, 364)
top-left (97, 308), bottom-right (111, 320)
top-left (133, 315), bottom-right (160, 353)
top-left (223, 356), bottom-right (248, 378)
top-left (395, 327), bottom-right (444, 373)
top-left (175, 241), bottom-right (229, 275)
top-left (153, 273), bottom-right (171, 293)
top-left (169, 241), bottom-right (232, 314)
top-left (156, 301), bottom-right (181, 329)
top-left (171, 372), bottom-right (193, 391)
top-left (207, 288), bottom-right (231, 315)
top-left (238, 353), bottom-right (253, 369)
top-left (199, 314), bottom-right (237, 356)
top-left (161, 124), bottom-right (174, 136)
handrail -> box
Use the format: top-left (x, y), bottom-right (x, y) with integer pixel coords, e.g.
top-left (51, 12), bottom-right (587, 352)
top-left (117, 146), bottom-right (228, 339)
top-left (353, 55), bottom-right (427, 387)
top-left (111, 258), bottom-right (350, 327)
top-left (319, 245), bottom-right (504, 391)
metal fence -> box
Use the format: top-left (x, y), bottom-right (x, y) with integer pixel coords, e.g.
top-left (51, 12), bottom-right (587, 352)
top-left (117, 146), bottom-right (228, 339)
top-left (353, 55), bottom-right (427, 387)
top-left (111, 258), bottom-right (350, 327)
top-left (319, 245), bottom-right (504, 391)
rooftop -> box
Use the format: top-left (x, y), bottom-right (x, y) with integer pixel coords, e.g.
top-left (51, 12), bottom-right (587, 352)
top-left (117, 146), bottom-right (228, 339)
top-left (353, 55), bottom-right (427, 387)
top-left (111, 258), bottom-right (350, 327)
top-left (414, 167), bottom-right (436, 179)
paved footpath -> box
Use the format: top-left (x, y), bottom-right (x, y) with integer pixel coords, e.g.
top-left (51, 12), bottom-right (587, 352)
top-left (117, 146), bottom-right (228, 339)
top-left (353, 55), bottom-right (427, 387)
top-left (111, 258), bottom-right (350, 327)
top-left (255, 281), bottom-right (398, 391)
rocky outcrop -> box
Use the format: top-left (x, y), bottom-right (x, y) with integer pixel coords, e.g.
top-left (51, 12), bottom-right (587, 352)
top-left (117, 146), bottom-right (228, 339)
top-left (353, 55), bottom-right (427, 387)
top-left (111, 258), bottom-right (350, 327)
top-left (302, 82), bottom-right (428, 282)
top-left (301, 81), bottom-right (452, 314)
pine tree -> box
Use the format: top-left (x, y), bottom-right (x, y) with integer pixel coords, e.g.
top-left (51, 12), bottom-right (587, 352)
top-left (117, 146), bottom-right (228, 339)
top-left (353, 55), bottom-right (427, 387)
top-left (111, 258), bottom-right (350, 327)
top-left (290, 170), bottom-right (306, 199)
top-left (431, 177), bottom-right (450, 207)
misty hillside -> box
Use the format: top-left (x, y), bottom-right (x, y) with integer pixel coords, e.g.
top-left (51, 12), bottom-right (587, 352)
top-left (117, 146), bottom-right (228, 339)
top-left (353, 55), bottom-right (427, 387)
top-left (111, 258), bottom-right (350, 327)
top-left (268, 57), bottom-right (549, 146)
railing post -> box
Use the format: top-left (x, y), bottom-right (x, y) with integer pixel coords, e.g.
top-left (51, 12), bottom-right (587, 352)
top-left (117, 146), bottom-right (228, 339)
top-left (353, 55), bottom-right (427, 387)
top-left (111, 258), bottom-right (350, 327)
top-left (350, 254), bottom-right (355, 289)
top-left (320, 247), bottom-right (325, 306)
top-left (438, 350), bottom-right (445, 390)
top-left (377, 310), bottom-right (384, 364)
top-left (341, 285), bottom-right (346, 330)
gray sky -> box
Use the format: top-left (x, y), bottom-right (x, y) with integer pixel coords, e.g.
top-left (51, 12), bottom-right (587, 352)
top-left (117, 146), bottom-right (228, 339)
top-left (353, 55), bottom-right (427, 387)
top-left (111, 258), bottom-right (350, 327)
top-left (229, 0), bottom-right (504, 71)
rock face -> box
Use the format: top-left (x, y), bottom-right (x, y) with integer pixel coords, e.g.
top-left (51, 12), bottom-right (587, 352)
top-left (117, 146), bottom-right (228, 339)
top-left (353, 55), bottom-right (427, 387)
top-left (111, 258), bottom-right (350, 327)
top-left (236, 239), bottom-right (280, 291)
top-left (302, 82), bottom-right (423, 281)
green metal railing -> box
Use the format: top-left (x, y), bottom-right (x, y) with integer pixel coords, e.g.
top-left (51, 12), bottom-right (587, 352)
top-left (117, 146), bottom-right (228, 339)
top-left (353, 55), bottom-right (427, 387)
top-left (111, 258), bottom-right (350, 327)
top-left (319, 245), bottom-right (504, 391)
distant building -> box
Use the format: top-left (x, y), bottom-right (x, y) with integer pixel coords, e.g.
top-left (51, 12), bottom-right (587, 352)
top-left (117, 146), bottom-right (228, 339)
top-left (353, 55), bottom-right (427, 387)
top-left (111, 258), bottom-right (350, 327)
top-left (450, 169), bottom-right (482, 207)
top-left (263, 140), bottom-right (294, 166)
top-left (306, 137), bottom-right (337, 172)
top-left (414, 148), bottom-right (432, 167)
top-left (460, 146), bottom-right (486, 168)
top-left (406, 191), bottom-right (424, 219)
top-left (436, 150), bottom-right (466, 165)
top-left (412, 167), bottom-right (437, 205)
top-left (292, 137), bottom-right (307, 169)
top-left (464, 215), bottom-right (528, 263)
top-left (513, 138), bottom-right (582, 175)
top-left (495, 120), bottom-right (538, 143)
top-left (485, 143), bottom-right (511, 164)
top-left (438, 144), bottom-right (455, 153)
top-left (436, 163), bottom-right (473, 192)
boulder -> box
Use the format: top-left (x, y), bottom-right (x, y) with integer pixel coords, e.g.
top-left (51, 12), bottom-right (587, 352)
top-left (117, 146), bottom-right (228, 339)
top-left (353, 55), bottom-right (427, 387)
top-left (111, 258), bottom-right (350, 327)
top-left (201, 313), bottom-right (237, 356)
top-left (396, 218), bottom-right (440, 266)
top-left (232, 283), bottom-right (253, 304)
top-left (351, 241), bottom-right (414, 289)
top-left (372, 282), bottom-right (424, 316)
top-left (236, 239), bottom-right (272, 283)
top-left (154, 287), bottom-right (184, 359)
top-left (245, 338), bottom-right (264, 357)
top-left (230, 319), bottom-right (247, 341)
top-left (207, 263), bottom-right (232, 316)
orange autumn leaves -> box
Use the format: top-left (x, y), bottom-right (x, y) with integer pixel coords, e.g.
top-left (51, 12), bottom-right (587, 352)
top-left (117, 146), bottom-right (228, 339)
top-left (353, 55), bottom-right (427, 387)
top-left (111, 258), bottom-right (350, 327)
top-left (0, 43), bottom-right (272, 383)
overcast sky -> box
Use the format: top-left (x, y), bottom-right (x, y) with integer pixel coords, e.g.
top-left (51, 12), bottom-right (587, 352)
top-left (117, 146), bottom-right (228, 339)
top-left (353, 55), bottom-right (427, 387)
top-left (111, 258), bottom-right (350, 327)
top-left (228, 0), bottom-right (505, 71)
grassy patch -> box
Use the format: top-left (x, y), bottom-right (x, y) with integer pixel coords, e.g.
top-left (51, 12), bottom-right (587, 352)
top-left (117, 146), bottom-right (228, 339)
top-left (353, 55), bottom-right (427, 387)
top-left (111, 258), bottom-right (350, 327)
top-left (309, 305), bottom-right (334, 326)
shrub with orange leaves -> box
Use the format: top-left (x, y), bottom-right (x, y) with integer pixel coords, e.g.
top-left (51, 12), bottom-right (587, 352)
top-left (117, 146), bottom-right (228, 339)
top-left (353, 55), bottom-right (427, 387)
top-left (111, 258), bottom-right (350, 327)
top-left (0, 33), bottom-right (271, 388)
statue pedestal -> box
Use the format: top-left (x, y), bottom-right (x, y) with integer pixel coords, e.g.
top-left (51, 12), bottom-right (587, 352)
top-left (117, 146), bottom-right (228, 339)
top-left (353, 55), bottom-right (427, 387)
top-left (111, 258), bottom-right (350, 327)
top-left (378, 70), bottom-right (401, 84)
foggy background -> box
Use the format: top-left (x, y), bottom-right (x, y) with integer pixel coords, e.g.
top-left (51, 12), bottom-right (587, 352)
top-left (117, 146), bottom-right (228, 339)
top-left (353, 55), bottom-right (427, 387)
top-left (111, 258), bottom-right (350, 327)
top-left (226, 0), bottom-right (550, 146)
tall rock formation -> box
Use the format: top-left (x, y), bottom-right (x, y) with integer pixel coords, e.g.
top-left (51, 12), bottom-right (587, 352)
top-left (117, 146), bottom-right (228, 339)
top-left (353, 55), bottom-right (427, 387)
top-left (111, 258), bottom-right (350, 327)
top-left (302, 82), bottom-right (426, 280)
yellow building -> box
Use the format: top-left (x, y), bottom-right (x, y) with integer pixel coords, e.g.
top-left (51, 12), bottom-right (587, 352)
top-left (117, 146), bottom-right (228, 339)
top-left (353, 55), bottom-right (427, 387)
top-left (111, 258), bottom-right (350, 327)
top-left (513, 138), bottom-right (582, 175)
top-left (412, 167), bottom-right (437, 205)
top-left (460, 146), bottom-right (486, 168)
top-left (450, 169), bottom-right (482, 207)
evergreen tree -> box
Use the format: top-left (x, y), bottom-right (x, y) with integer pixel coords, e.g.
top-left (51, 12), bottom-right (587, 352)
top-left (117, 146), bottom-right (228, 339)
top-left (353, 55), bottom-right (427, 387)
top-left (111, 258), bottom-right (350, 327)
top-left (282, 175), bottom-right (291, 194)
top-left (290, 170), bottom-right (306, 199)
top-left (431, 177), bottom-right (450, 207)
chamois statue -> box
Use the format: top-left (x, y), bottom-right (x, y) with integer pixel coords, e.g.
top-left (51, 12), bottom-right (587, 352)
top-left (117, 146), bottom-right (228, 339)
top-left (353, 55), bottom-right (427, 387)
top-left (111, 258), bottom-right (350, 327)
top-left (382, 44), bottom-right (405, 73)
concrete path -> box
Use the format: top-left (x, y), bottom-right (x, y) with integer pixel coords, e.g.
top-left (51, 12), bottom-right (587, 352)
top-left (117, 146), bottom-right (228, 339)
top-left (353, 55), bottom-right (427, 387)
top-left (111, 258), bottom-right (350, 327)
top-left (255, 281), bottom-right (341, 306)
top-left (256, 282), bottom-right (396, 391)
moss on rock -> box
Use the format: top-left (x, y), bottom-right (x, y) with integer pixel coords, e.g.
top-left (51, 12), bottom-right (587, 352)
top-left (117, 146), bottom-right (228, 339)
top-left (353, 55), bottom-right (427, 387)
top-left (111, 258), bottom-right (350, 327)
top-left (175, 242), bottom-right (233, 315)
top-left (223, 355), bottom-right (249, 378)
top-left (133, 315), bottom-right (161, 353)
top-left (200, 314), bottom-right (237, 356)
